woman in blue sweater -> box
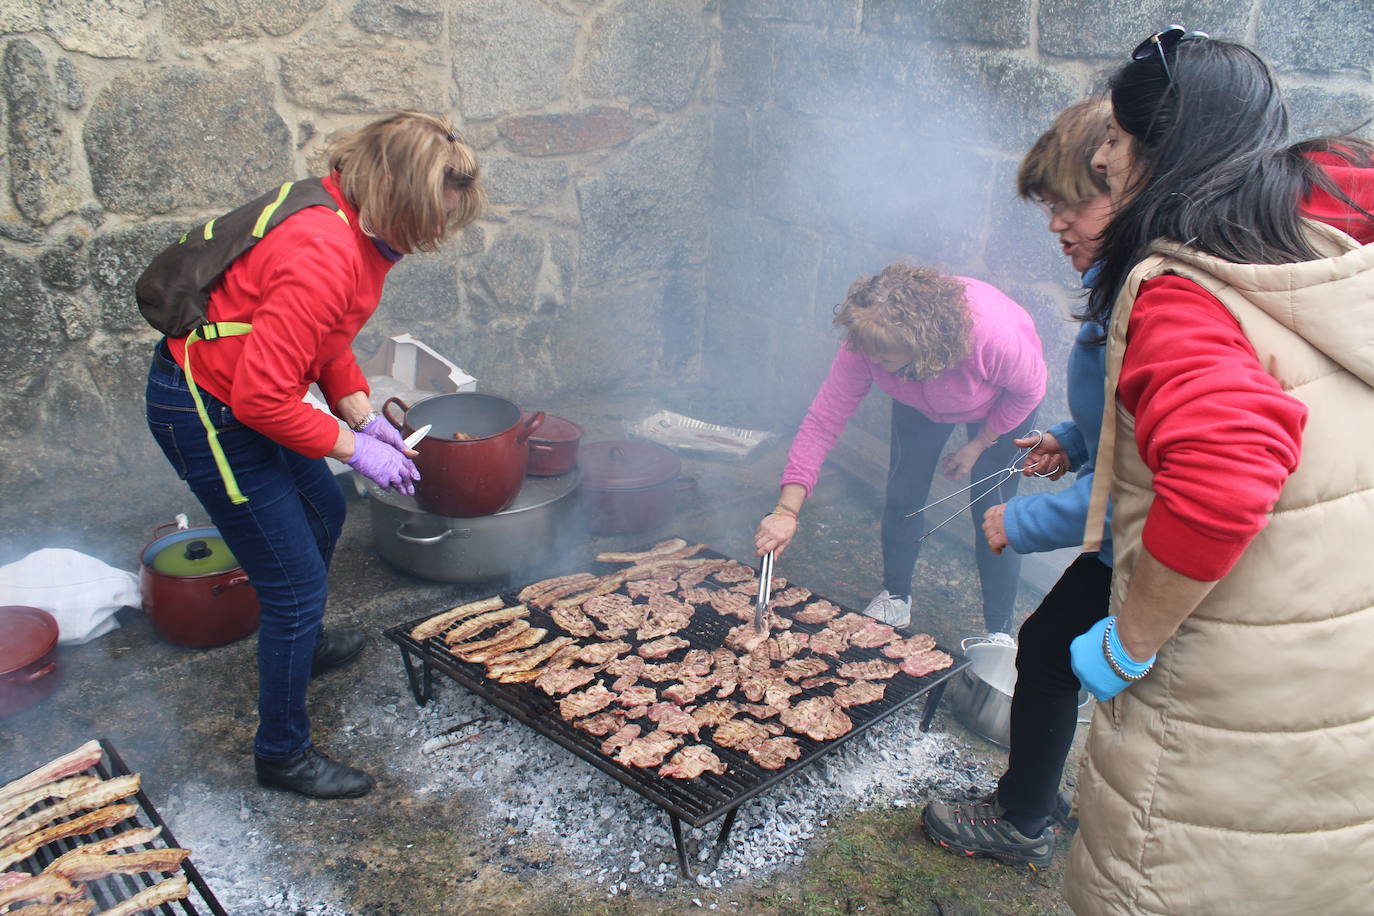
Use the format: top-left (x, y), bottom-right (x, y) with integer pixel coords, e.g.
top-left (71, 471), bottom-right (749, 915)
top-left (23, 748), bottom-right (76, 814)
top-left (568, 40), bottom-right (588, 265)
top-left (922, 99), bottom-right (1115, 868)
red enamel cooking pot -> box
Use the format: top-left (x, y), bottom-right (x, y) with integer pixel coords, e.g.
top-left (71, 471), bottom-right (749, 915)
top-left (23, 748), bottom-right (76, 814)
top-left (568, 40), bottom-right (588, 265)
top-left (579, 439), bottom-right (684, 535)
top-left (139, 520), bottom-right (260, 647)
top-left (384, 394), bottom-right (544, 517)
top-left (0, 606), bottom-right (61, 718)
top-left (523, 411), bottom-right (583, 477)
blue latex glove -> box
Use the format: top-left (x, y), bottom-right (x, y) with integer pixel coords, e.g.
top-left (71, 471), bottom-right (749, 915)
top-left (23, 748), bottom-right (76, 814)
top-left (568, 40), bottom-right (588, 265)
top-left (346, 434), bottom-right (420, 495)
top-left (358, 415), bottom-right (412, 454)
top-left (1070, 616), bottom-right (1156, 702)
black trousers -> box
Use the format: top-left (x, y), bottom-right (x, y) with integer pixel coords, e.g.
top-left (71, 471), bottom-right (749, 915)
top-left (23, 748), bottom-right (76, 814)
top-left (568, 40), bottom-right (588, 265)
top-left (880, 400), bottom-right (1038, 632)
top-left (996, 553), bottom-right (1113, 822)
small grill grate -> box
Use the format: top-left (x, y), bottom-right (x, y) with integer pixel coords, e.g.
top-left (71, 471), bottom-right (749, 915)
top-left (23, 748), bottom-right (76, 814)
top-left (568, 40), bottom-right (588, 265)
top-left (5, 738), bottom-right (227, 914)
top-left (384, 542), bottom-right (968, 875)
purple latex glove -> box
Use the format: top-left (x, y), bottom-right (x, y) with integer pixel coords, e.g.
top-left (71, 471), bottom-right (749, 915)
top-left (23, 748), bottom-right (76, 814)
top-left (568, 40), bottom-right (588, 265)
top-left (357, 415), bottom-right (412, 454)
top-left (346, 434), bottom-right (420, 495)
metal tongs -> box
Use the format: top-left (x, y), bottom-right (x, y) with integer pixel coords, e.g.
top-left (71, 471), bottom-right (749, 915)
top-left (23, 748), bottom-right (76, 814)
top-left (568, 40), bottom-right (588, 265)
top-left (754, 549), bottom-right (775, 634)
top-left (904, 429), bottom-right (1057, 542)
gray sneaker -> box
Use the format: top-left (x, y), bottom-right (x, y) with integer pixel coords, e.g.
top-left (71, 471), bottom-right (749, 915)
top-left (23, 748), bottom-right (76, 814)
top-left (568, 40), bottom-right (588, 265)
top-left (862, 590), bottom-right (911, 627)
top-left (922, 795), bottom-right (1055, 869)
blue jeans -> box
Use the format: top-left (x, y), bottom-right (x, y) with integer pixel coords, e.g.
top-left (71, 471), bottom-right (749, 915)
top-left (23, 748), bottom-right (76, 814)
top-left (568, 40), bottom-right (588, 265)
top-left (881, 400), bottom-right (1038, 633)
top-left (145, 341), bottom-right (346, 760)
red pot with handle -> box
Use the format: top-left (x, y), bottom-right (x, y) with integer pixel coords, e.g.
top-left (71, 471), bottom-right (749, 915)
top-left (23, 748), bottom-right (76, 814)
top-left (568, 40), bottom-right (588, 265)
top-left (139, 518), bottom-right (260, 647)
top-left (0, 606), bottom-right (61, 718)
top-left (384, 393), bottom-right (544, 517)
top-left (523, 411), bottom-right (583, 477)
top-left (578, 439), bottom-right (684, 534)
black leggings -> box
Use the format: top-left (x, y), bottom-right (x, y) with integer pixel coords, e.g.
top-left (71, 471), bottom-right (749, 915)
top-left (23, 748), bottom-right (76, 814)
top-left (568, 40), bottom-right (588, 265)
top-left (996, 553), bottom-right (1112, 822)
top-left (880, 400), bottom-right (1038, 632)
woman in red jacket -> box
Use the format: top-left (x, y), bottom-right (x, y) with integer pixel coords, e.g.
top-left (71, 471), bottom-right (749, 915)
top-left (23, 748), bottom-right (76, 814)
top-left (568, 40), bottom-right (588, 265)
top-left (145, 112), bottom-right (482, 799)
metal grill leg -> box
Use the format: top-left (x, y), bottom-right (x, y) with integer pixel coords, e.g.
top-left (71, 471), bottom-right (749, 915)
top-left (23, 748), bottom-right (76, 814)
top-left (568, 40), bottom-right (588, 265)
top-left (670, 814), bottom-right (693, 878)
top-left (707, 806), bottom-right (740, 868)
top-left (920, 680), bottom-right (950, 732)
top-left (399, 646), bottom-right (433, 706)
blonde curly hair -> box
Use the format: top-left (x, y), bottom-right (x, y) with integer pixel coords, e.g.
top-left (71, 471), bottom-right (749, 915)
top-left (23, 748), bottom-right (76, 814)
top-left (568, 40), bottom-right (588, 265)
top-left (833, 262), bottom-right (972, 380)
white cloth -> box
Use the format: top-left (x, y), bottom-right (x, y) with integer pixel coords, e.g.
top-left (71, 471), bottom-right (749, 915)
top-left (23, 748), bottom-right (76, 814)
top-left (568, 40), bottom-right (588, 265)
top-left (0, 548), bottom-right (139, 644)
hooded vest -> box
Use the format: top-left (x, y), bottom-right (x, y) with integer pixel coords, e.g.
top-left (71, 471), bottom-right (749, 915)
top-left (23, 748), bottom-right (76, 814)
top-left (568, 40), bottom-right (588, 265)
top-left (1067, 222), bottom-right (1374, 916)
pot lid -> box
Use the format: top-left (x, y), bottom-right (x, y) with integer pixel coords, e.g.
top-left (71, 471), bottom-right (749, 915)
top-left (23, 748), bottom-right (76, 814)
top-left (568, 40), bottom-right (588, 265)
top-left (142, 527), bottom-right (241, 576)
top-left (523, 411), bottom-right (583, 444)
top-left (579, 439), bottom-right (681, 490)
top-left (0, 606), bottom-right (59, 676)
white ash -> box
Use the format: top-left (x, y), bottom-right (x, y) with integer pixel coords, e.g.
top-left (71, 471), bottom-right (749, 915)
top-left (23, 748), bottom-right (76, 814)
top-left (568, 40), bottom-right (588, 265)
top-left (371, 683), bottom-right (992, 889)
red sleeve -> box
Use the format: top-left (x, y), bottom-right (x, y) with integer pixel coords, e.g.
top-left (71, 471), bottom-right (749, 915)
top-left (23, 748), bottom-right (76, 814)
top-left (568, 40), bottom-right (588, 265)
top-left (1119, 275), bottom-right (1307, 580)
top-left (229, 229), bottom-right (364, 457)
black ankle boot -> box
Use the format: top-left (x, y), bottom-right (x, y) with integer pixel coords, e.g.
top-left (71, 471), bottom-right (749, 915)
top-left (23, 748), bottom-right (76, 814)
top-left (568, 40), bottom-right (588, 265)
top-left (255, 746), bottom-right (374, 799)
top-left (311, 628), bottom-right (365, 677)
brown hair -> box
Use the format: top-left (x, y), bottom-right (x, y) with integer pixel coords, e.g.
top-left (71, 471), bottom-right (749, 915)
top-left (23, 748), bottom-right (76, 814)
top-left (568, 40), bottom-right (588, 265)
top-left (833, 262), bottom-right (972, 380)
top-left (1017, 98), bottom-right (1111, 205)
top-left (328, 111), bottom-right (484, 254)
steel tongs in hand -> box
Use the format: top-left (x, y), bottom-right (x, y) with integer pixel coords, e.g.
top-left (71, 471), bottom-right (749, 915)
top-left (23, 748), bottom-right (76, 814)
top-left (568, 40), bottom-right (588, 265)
top-left (904, 429), bottom-right (1057, 542)
top-left (754, 549), bottom-right (775, 634)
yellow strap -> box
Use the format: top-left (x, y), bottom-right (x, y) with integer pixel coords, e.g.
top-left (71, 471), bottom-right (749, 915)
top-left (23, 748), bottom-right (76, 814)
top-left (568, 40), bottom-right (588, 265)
top-left (253, 181), bottom-right (295, 238)
top-left (202, 218), bottom-right (216, 241)
top-left (182, 322), bottom-right (253, 505)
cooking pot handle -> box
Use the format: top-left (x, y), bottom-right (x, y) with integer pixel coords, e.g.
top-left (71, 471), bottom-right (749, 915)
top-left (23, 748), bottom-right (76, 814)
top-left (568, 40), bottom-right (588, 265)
top-left (10, 662), bottom-right (56, 683)
top-left (529, 441), bottom-right (556, 455)
top-left (211, 575), bottom-right (252, 596)
top-left (396, 524), bottom-right (473, 545)
top-left (516, 411), bottom-right (546, 445)
top-left (382, 397), bottom-right (411, 432)
top-left (151, 515), bottom-right (191, 539)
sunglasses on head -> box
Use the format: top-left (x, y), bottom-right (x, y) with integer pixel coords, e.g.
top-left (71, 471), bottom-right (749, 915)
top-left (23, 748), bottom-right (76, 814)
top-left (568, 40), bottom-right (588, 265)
top-left (1132, 24), bottom-right (1210, 85)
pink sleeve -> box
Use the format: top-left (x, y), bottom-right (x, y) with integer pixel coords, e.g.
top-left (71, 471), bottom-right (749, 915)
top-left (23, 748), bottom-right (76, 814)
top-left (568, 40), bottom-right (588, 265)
top-left (780, 347), bottom-right (874, 495)
top-left (976, 315), bottom-right (1046, 435)
top-left (1120, 276), bottom-right (1307, 580)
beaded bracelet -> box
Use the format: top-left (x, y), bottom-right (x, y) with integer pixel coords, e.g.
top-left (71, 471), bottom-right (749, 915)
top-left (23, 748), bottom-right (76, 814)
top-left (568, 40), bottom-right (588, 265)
top-left (1102, 617), bottom-right (1153, 682)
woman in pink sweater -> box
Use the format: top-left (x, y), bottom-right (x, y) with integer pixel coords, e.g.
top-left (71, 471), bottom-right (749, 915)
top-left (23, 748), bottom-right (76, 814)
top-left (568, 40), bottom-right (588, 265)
top-left (754, 262), bottom-right (1046, 632)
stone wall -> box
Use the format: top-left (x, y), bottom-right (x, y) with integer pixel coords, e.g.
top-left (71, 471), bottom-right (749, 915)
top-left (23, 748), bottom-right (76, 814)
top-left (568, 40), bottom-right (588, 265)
top-left (0, 0), bottom-right (1371, 513)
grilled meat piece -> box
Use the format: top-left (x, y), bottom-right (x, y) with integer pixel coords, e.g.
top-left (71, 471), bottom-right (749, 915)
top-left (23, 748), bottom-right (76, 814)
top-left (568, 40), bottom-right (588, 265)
top-left (409, 596), bottom-right (506, 641)
top-left (748, 736), bottom-right (803, 770)
top-left (442, 606), bottom-right (529, 645)
top-left (595, 538), bottom-right (688, 564)
top-left (93, 874), bottom-right (190, 916)
top-left (780, 656), bottom-right (830, 681)
top-left (487, 637), bottom-right (576, 679)
top-left (661, 676), bottom-right (717, 705)
top-left (882, 633), bottom-right (938, 658)
top-left (738, 702), bottom-right (781, 719)
top-left (807, 628), bottom-right (850, 657)
top-left (799, 674), bottom-right (847, 690)
top-left (46, 847), bottom-right (190, 882)
top-left (0, 873), bottom-right (81, 911)
top-left (0, 804), bottom-right (138, 872)
top-left (728, 574), bottom-right (787, 595)
top-left (536, 667), bottom-right (597, 696)
top-left (605, 654), bottom-right (646, 679)
top-left (672, 558), bottom-right (729, 589)
top-left (636, 596), bottom-right (694, 640)
top-left (832, 679), bottom-right (887, 708)
top-left (836, 659), bottom-right (901, 681)
top-left (647, 702), bottom-right (700, 736)
top-left (677, 587), bottom-right (717, 605)
top-left (640, 662), bottom-right (682, 682)
top-left (690, 700), bottom-right (740, 729)
top-left (613, 729), bottom-right (683, 768)
top-left (519, 572), bottom-right (596, 603)
top-left (768, 586), bottom-right (811, 609)
top-left (0, 776), bottom-right (98, 833)
top-left (709, 590), bottom-right (754, 621)
top-left (677, 649), bottom-right (713, 677)
top-left (559, 684), bottom-right (617, 719)
top-left (578, 640), bottom-right (631, 666)
top-left (0, 741), bottom-right (102, 810)
top-left (625, 576), bottom-right (678, 599)
top-left (660, 746), bottom-right (728, 779)
top-left (458, 627), bottom-right (547, 664)
top-left (616, 685), bottom-right (658, 707)
top-left (780, 696), bottom-right (853, 741)
top-left (448, 620), bottom-right (529, 657)
top-left (528, 575), bottom-right (606, 609)
top-left (0, 775), bottom-right (141, 850)
top-left (711, 562), bottom-right (756, 583)
top-left (725, 623), bottom-right (769, 654)
top-left (827, 613), bottom-right (872, 636)
top-left (847, 620), bottom-right (899, 649)
top-left (600, 724), bottom-right (642, 756)
top-left (550, 603), bottom-right (597, 637)
top-left (762, 682), bottom-right (803, 710)
top-left (638, 636), bottom-right (690, 659)
top-left (792, 599), bottom-right (841, 624)
top-left (711, 717), bottom-right (783, 751)
top-left (573, 710), bottom-right (626, 736)
top-left (583, 594), bottom-right (647, 637)
top-left (899, 648), bottom-right (955, 678)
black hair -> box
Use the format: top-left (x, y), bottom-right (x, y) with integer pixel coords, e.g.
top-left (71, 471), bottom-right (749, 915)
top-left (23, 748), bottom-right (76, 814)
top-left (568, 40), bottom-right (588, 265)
top-left (1086, 38), bottom-right (1374, 325)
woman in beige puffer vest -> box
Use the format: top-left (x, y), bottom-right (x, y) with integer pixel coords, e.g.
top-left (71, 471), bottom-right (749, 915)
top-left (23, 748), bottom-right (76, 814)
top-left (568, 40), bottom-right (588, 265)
top-left (1061, 30), bottom-right (1374, 916)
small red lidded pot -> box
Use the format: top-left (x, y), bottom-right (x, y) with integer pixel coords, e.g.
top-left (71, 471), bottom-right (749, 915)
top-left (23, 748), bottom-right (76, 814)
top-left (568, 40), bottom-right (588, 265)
top-left (523, 411), bottom-right (583, 477)
top-left (139, 515), bottom-right (260, 647)
top-left (0, 605), bottom-right (61, 718)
